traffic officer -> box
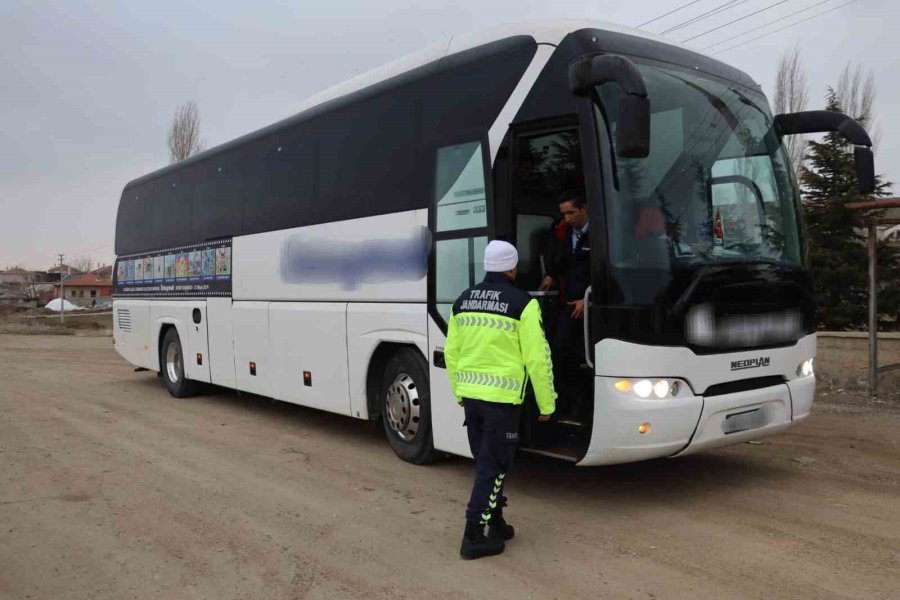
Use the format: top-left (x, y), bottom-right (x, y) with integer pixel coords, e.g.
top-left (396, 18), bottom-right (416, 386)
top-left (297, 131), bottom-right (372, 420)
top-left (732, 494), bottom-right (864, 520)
top-left (444, 240), bottom-right (557, 560)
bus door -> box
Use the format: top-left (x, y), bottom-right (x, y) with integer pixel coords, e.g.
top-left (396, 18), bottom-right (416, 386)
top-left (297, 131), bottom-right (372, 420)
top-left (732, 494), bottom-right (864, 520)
top-left (184, 300), bottom-right (211, 384)
top-left (508, 121), bottom-right (592, 460)
top-left (427, 138), bottom-right (492, 457)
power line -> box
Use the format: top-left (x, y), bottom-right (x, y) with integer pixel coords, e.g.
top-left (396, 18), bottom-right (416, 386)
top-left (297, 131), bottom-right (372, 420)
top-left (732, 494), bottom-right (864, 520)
top-left (660, 0), bottom-right (742, 33)
top-left (681, 0), bottom-right (790, 43)
top-left (659, 0), bottom-right (750, 35)
top-left (701, 0), bottom-right (835, 50)
top-left (636, 1), bottom-right (704, 28)
top-left (712, 0), bottom-right (857, 54)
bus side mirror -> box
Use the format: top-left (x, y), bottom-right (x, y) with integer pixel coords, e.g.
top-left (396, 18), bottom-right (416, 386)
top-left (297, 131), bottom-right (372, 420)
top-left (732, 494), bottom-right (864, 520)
top-left (774, 110), bottom-right (875, 194)
top-left (615, 95), bottom-right (651, 159)
top-left (570, 54), bottom-right (650, 159)
top-left (854, 146), bottom-right (875, 194)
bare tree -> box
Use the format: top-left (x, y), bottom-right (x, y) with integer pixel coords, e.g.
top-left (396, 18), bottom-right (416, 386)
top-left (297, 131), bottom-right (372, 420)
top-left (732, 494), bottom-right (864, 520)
top-left (773, 43), bottom-right (808, 177)
top-left (167, 101), bottom-right (206, 163)
top-left (69, 255), bottom-right (93, 273)
top-left (836, 62), bottom-right (880, 151)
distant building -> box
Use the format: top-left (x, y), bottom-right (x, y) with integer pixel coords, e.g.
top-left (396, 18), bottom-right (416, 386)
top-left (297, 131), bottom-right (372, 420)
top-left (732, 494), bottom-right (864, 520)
top-left (54, 268), bottom-right (113, 307)
top-left (0, 267), bottom-right (36, 284)
top-left (42, 264), bottom-right (82, 283)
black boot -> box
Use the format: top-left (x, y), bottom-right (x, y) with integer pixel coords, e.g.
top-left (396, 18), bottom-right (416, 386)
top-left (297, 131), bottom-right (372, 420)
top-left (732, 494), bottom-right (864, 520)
top-left (460, 520), bottom-right (505, 560)
top-left (488, 511), bottom-right (515, 541)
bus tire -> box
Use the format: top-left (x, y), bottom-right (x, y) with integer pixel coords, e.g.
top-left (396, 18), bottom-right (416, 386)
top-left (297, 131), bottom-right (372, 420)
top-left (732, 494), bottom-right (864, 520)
top-left (381, 347), bottom-right (437, 465)
top-left (160, 327), bottom-right (200, 398)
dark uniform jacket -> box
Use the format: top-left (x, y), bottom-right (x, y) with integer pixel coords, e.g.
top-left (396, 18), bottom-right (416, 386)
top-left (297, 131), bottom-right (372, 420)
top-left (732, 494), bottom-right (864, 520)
top-left (546, 223), bottom-right (591, 304)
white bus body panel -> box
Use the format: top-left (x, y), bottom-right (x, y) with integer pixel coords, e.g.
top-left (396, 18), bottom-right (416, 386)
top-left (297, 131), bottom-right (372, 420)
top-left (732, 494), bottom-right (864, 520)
top-left (593, 333), bottom-right (816, 393)
top-left (270, 302), bottom-right (351, 416)
top-left (786, 376), bottom-right (816, 421)
top-left (113, 300), bottom-right (152, 370)
top-left (346, 303), bottom-right (428, 420)
top-left (183, 301), bottom-right (211, 383)
top-left (207, 297), bottom-right (236, 389)
top-left (232, 210), bottom-right (428, 303)
top-left (579, 334), bottom-right (817, 466)
top-left (232, 301), bottom-right (271, 397)
top-left (428, 316), bottom-right (473, 458)
top-left (674, 384), bottom-right (792, 457)
top-left (586, 376), bottom-right (704, 465)
top-left (147, 301), bottom-right (203, 381)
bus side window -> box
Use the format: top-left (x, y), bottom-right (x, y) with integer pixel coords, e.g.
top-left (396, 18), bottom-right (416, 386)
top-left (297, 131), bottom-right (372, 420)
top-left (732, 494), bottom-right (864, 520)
top-left (435, 237), bottom-right (488, 322)
top-left (433, 141), bottom-right (490, 322)
top-left (435, 142), bottom-right (488, 232)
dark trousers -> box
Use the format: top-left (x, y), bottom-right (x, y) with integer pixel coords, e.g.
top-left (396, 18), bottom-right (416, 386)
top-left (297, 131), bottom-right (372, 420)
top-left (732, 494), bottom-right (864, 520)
top-left (462, 399), bottom-right (521, 524)
top-left (553, 308), bottom-right (585, 407)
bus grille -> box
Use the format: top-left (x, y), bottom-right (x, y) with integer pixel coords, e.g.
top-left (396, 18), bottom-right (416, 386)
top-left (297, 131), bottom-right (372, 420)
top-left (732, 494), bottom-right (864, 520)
top-left (117, 309), bottom-right (132, 332)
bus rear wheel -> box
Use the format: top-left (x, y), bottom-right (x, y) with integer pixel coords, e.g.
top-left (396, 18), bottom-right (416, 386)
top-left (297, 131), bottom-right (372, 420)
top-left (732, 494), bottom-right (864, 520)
top-left (161, 327), bottom-right (201, 398)
top-left (381, 347), bottom-right (436, 464)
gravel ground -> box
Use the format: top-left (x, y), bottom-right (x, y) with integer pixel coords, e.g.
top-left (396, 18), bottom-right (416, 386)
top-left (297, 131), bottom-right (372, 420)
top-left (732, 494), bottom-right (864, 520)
top-left (0, 334), bottom-right (898, 600)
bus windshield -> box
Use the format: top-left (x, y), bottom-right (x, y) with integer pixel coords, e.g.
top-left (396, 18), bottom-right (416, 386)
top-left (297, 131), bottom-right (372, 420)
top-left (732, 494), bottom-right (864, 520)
top-left (596, 57), bottom-right (803, 271)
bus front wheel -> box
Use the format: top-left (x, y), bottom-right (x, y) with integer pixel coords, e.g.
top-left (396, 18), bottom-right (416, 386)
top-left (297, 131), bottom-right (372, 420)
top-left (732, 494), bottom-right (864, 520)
top-left (160, 327), bottom-right (201, 398)
top-left (381, 348), bottom-right (436, 464)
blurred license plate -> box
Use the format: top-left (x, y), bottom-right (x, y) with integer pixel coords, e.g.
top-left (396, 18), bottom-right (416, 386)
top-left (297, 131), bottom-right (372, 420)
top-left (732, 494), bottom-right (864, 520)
top-left (723, 408), bottom-right (765, 434)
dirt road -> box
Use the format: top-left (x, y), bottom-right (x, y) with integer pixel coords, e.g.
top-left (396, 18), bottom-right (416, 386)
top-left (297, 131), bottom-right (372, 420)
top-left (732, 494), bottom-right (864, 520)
top-left (1, 334), bottom-right (898, 600)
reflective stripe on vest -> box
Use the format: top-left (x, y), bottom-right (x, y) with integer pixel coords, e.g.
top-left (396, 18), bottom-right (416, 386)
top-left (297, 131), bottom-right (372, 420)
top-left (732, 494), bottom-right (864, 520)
top-left (455, 370), bottom-right (522, 392)
top-left (455, 314), bottom-right (518, 332)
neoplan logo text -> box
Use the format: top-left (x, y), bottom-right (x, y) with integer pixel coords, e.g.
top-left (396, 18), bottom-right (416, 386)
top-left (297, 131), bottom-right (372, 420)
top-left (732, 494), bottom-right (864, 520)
top-left (731, 357), bottom-right (771, 371)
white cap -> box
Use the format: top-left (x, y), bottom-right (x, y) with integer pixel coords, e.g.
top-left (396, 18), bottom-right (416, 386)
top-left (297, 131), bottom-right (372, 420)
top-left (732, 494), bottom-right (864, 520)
top-left (483, 240), bottom-right (518, 273)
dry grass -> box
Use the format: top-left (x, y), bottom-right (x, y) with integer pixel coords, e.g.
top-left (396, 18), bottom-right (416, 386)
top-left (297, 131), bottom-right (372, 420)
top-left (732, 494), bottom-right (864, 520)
top-left (0, 311), bottom-right (112, 336)
top-left (0, 321), bottom-right (77, 335)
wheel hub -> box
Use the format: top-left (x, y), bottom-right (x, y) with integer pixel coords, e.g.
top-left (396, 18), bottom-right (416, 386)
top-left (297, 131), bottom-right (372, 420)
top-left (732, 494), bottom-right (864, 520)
top-left (385, 373), bottom-right (420, 441)
top-left (165, 342), bottom-right (182, 383)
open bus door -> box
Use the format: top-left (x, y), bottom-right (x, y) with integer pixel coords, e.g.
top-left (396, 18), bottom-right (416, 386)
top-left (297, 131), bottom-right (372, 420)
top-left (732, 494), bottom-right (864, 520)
top-left (506, 121), bottom-right (594, 461)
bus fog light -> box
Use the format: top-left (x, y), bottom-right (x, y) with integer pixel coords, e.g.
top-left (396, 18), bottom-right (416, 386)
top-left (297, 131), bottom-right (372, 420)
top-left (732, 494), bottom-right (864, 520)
top-left (638, 422), bottom-right (651, 434)
top-left (633, 380), bottom-right (653, 398)
top-left (653, 380), bottom-right (669, 398)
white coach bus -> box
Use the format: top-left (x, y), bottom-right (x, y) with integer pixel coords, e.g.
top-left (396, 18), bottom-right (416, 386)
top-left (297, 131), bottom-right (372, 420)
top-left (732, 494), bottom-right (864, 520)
top-left (113, 20), bottom-right (875, 465)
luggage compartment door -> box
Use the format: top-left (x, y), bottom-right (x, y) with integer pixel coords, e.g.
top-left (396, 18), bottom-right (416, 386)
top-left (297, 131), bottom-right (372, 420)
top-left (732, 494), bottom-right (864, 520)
top-left (184, 301), bottom-right (211, 383)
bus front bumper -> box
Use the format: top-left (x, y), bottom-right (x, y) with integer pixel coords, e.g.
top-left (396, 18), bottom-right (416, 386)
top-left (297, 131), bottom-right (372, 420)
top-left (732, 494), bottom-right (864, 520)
top-left (577, 375), bottom-right (815, 466)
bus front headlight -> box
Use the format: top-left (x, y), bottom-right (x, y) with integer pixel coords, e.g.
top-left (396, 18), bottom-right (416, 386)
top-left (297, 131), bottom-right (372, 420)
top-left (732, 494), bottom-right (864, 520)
top-left (633, 379), bottom-right (653, 398)
top-left (614, 378), bottom-right (686, 399)
top-left (797, 359), bottom-right (814, 377)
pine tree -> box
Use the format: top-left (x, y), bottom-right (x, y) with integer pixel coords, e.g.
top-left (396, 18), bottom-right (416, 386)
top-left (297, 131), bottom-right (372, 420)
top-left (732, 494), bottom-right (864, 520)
top-left (799, 89), bottom-right (894, 329)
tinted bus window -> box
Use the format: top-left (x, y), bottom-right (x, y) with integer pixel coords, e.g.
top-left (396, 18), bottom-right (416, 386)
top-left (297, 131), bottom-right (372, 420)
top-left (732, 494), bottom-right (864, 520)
top-left (243, 136), bottom-right (316, 235)
top-left (317, 90), bottom-right (421, 220)
top-left (150, 176), bottom-right (192, 249)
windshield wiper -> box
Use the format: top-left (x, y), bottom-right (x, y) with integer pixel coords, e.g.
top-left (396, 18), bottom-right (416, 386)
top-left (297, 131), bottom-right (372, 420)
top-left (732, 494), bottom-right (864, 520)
top-left (670, 260), bottom-right (784, 316)
top-left (671, 264), bottom-right (729, 316)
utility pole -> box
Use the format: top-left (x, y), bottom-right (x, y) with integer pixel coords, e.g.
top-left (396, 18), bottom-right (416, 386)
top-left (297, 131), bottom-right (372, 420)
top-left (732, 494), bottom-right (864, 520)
top-left (58, 253), bottom-right (65, 325)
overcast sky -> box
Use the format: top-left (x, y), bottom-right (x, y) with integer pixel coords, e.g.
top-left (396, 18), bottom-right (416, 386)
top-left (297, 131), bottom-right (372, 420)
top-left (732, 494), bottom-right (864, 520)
top-left (1, 0), bottom-right (897, 270)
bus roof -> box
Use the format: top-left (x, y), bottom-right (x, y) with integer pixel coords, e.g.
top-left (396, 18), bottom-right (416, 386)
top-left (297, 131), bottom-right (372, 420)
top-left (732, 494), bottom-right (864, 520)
top-left (123, 19), bottom-right (741, 191)
top-left (293, 19), bottom-right (703, 115)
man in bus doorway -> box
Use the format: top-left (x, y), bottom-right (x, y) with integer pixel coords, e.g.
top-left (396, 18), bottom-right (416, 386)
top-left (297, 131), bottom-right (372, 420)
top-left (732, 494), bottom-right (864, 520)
top-left (445, 240), bottom-right (557, 560)
top-left (539, 195), bottom-right (591, 420)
